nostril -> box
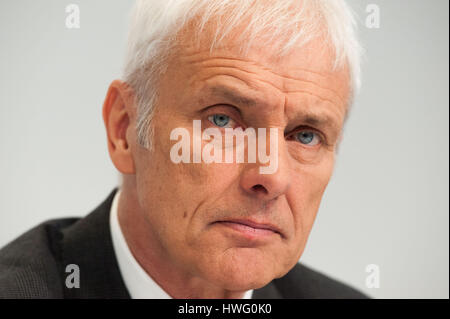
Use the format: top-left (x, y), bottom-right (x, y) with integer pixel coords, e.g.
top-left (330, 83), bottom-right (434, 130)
top-left (252, 184), bottom-right (268, 194)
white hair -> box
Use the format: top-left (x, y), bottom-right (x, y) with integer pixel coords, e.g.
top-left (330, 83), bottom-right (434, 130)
top-left (122, 0), bottom-right (363, 149)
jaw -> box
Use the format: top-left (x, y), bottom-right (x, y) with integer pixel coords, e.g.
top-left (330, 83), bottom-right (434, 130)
top-left (182, 237), bottom-right (295, 291)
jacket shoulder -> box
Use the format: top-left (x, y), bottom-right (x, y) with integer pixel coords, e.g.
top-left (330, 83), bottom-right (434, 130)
top-left (273, 263), bottom-right (369, 299)
top-left (0, 218), bottom-right (78, 298)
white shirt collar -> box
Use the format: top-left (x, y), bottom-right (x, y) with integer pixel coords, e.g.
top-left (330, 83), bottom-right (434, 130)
top-left (109, 189), bottom-right (253, 299)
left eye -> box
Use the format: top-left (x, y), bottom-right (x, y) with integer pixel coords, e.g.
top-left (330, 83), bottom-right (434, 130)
top-left (292, 131), bottom-right (321, 146)
top-left (208, 114), bottom-right (235, 128)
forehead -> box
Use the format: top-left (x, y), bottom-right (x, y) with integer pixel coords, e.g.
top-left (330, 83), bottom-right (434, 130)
top-left (172, 21), bottom-right (351, 105)
top-left (170, 44), bottom-right (349, 121)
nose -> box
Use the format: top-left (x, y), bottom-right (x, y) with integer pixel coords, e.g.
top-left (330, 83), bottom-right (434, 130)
top-left (239, 129), bottom-right (290, 201)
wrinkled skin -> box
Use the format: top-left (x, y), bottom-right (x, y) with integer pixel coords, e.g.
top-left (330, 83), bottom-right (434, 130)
top-left (103, 25), bottom-right (350, 298)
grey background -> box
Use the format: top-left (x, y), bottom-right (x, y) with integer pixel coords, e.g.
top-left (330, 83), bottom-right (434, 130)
top-left (0, 0), bottom-right (448, 299)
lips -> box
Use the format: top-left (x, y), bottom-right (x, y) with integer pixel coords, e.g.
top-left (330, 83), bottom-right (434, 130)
top-left (214, 218), bottom-right (282, 237)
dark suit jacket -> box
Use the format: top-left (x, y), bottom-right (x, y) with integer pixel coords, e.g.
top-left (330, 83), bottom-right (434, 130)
top-left (0, 189), bottom-right (368, 299)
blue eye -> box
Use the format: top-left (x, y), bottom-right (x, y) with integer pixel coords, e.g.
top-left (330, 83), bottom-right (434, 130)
top-left (208, 114), bottom-right (232, 128)
top-left (294, 131), bottom-right (321, 146)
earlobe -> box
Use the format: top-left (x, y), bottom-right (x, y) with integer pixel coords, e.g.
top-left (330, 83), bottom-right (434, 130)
top-left (102, 80), bottom-right (136, 175)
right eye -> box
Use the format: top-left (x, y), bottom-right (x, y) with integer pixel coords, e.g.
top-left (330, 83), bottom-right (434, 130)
top-left (207, 114), bottom-right (235, 128)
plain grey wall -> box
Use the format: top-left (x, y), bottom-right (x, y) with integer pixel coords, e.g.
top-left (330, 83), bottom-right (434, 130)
top-left (0, 0), bottom-right (448, 299)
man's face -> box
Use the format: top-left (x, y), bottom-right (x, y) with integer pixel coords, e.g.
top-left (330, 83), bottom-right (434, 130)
top-left (130, 31), bottom-right (350, 291)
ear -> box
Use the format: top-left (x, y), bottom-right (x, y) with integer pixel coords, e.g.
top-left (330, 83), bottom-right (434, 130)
top-left (102, 80), bottom-right (136, 174)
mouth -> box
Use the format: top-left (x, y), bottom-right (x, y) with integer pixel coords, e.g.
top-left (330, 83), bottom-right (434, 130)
top-left (212, 219), bottom-right (282, 240)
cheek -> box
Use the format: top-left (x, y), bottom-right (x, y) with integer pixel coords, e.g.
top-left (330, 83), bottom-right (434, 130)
top-left (288, 158), bottom-right (335, 247)
top-left (136, 121), bottom-right (242, 229)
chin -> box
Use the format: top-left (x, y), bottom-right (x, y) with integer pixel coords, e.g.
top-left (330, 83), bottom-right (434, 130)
top-left (212, 269), bottom-right (273, 292)
top-left (200, 247), bottom-right (283, 292)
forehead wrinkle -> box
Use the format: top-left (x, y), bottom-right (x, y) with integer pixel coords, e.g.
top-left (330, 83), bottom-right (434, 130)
top-left (274, 71), bottom-right (348, 106)
top-left (181, 47), bottom-right (346, 85)
top-left (252, 76), bottom-right (345, 108)
top-left (184, 53), bottom-right (348, 107)
top-left (197, 68), bottom-right (256, 89)
top-left (284, 89), bottom-right (344, 110)
top-left (181, 47), bottom-right (336, 80)
top-left (251, 67), bottom-right (348, 107)
top-left (187, 54), bottom-right (330, 82)
top-left (181, 50), bottom-right (254, 65)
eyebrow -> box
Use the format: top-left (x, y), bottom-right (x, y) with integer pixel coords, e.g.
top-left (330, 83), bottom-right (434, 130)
top-left (292, 113), bottom-right (341, 139)
top-left (301, 113), bottom-right (337, 129)
top-left (208, 85), bottom-right (260, 107)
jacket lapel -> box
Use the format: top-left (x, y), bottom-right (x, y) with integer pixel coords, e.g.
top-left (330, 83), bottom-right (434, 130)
top-left (60, 189), bottom-right (130, 298)
top-left (252, 282), bottom-right (283, 299)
